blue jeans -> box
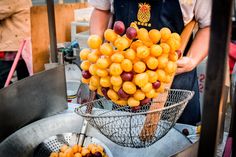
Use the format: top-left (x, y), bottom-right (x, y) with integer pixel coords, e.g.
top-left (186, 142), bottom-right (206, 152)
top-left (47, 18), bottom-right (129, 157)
top-left (171, 68), bottom-right (201, 125)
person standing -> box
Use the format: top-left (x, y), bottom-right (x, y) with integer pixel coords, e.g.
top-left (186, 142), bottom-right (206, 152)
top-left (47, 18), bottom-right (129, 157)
top-left (0, 0), bottom-right (32, 88)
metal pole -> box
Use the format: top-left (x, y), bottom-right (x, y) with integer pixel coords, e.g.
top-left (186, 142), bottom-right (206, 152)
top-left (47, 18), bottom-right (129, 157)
top-left (198, 0), bottom-right (233, 156)
top-left (46, 0), bottom-right (58, 63)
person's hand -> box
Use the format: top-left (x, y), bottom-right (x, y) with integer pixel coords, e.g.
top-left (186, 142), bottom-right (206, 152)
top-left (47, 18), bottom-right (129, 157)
top-left (176, 56), bottom-right (197, 75)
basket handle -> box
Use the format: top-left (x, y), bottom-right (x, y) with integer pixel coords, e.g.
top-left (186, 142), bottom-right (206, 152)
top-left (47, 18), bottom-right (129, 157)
top-left (77, 83), bottom-right (96, 145)
top-left (140, 20), bottom-right (197, 141)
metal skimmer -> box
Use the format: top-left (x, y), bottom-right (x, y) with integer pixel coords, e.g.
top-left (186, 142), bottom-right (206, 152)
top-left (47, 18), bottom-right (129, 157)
top-left (34, 83), bottom-right (113, 157)
top-left (75, 89), bottom-right (194, 148)
top-left (33, 133), bottom-right (113, 157)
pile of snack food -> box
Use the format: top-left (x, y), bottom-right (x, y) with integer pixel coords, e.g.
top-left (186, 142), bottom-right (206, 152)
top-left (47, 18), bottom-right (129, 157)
top-left (80, 21), bottom-right (181, 107)
top-left (49, 143), bottom-right (107, 157)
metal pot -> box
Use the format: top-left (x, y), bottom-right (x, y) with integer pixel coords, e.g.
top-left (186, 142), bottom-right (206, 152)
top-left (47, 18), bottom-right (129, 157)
top-left (0, 112), bottom-right (194, 157)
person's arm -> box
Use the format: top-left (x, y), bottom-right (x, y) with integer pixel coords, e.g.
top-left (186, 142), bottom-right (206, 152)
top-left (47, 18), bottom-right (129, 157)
top-left (176, 0), bottom-right (211, 75)
top-left (176, 26), bottom-right (210, 74)
top-left (89, 8), bottom-right (111, 37)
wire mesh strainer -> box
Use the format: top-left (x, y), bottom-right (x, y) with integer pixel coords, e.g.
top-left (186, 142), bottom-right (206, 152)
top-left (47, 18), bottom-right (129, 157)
top-left (34, 133), bottom-right (113, 157)
top-left (75, 89), bottom-right (194, 148)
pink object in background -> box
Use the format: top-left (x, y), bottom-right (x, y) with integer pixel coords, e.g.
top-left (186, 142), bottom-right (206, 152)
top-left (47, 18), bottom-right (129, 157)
top-left (4, 38), bottom-right (33, 87)
top-left (229, 42), bottom-right (236, 74)
top-left (223, 137), bottom-right (232, 157)
top-left (21, 38), bottom-right (33, 76)
top-left (4, 40), bottom-right (26, 87)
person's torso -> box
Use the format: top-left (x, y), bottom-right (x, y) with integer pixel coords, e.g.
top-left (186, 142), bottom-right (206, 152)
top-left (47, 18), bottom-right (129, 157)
top-left (113, 0), bottom-right (185, 34)
top-left (0, 0), bottom-right (32, 51)
top-left (111, 0), bottom-right (197, 29)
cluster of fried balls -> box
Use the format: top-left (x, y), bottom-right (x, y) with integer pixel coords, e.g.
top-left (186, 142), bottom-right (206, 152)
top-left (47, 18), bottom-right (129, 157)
top-left (80, 21), bottom-right (181, 107)
top-left (49, 143), bottom-right (107, 157)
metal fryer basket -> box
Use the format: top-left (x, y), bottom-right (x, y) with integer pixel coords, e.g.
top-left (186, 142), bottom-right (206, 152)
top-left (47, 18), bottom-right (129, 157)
top-left (75, 89), bottom-right (194, 148)
top-left (34, 133), bottom-right (113, 157)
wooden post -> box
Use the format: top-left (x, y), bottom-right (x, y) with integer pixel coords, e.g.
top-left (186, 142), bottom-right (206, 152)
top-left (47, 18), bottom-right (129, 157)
top-left (198, 0), bottom-right (233, 156)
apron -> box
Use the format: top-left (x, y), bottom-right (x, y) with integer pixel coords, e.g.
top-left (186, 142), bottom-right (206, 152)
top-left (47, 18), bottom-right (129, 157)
top-left (113, 0), bottom-right (201, 125)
